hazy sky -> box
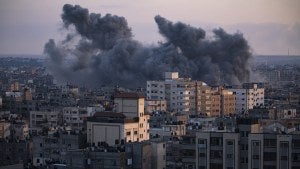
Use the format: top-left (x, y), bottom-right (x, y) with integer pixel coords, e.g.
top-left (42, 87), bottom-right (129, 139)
top-left (0, 0), bottom-right (299, 55)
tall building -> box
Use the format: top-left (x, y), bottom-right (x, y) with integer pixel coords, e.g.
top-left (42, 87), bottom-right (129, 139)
top-left (147, 72), bottom-right (236, 117)
top-left (147, 72), bottom-right (209, 115)
top-left (114, 92), bottom-right (150, 142)
top-left (248, 133), bottom-right (300, 169)
top-left (228, 83), bottom-right (264, 114)
top-left (196, 132), bottom-right (240, 169)
top-left (220, 88), bottom-right (236, 116)
top-left (87, 92), bottom-right (150, 146)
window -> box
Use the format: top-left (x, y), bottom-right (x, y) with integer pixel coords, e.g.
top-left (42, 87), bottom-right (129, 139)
top-left (264, 152), bottom-right (276, 161)
top-left (264, 139), bottom-right (276, 148)
top-left (199, 153), bottom-right (206, 157)
top-left (126, 132), bottom-right (131, 136)
top-left (210, 137), bottom-right (222, 146)
top-left (227, 154), bottom-right (233, 158)
top-left (227, 140), bottom-right (234, 145)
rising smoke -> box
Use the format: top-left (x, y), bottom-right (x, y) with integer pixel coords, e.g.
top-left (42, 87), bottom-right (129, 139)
top-left (44, 4), bottom-right (253, 88)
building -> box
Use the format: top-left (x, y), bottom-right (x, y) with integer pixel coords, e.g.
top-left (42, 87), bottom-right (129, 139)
top-left (150, 122), bottom-right (186, 139)
top-left (166, 135), bottom-right (196, 169)
top-left (151, 140), bottom-right (166, 169)
top-left (0, 120), bottom-right (10, 139)
top-left (228, 83), bottom-right (264, 114)
top-left (66, 147), bottom-right (127, 169)
top-left (147, 72), bottom-right (236, 117)
top-left (126, 141), bottom-right (152, 169)
top-left (145, 99), bottom-right (167, 113)
top-left (87, 112), bottom-right (140, 146)
top-left (30, 110), bottom-right (60, 134)
top-left (62, 107), bottom-right (88, 131)
top-left (0, 139), bottom-right (30, 166)
top-left (114, 92), bottom-right (150, 142)
top-left (248, 133), bottom-right (300, 169)
top-left (196, 132), bottom-right (240, 169)
top-left (147, 72), bottom-right (209, 115)
top-left (11, 121), bottom-right (29, 140)
top-left (220, 88), bottom-right (236, 116)
top-left (32, 131), bottom-right (80, 167)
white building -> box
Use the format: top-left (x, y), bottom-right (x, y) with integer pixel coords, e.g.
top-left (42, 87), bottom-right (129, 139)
top-left (147, 72), bottom-right (207, 114)
top-left (87, 92), bottom-right (150, 146)
top-left (229, 83), bottom-right (264, 114)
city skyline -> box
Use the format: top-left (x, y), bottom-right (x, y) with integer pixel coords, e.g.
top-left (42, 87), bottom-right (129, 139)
top-left (0, 0), bottom-right (300, 55)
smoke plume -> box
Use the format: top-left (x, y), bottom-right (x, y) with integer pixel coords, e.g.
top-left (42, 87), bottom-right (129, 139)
top-left (44, 4), bottom-right (253, 88)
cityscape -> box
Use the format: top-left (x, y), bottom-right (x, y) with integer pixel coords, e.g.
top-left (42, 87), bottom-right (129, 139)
top-left (0, 1), bottom-right (299, 169)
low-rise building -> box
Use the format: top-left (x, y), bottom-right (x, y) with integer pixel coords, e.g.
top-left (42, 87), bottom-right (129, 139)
top-left (30, 110), bottom-right (60, 134)
top-left (0, 120), bottom-right (10, 139)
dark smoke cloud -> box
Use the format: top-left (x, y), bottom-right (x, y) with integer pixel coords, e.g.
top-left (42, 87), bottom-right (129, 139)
top-left (44, 4), bottom-right (253, 88)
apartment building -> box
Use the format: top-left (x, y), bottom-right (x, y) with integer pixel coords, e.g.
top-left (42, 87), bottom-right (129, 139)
top-left (0, 120), bottom-right (10, 139)
top-left (32, 131), bottom-right (80, 166)
top-left (30, 110), bottom-right (60, 133)
top-left (87, 112), bottom-right (139, 146)
top-left (228, 83), bottom-right (264, 114)
top-left (145, 99), bottom-right (167, 113)
top-left (147, 72), bottom-right (209, 115)
top-left (62, 107), bottom-right (88, 131)
top-left (114, 92), bottom-right (150, 141)
top-left (150, 122), bottom-right (186, 139)
top-left (87, 92), bottom-right (150, 146)
top-left (248, 133), bottom-right (300, 169)
top-left (147, 72), bottom-right (236, 117)
top-left (196, 132), bottom-right (240, 169)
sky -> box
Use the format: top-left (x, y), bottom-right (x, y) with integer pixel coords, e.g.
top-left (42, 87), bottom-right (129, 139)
top-left (0, 0), bottom-right (299, 56)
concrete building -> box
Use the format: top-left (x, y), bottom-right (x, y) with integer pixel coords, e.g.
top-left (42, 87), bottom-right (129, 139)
top-left (62, 107), bottom-right (88, 131)
top-left (30, 110), bottom-right (60, 134)
top-left (114, 92), bottom-right (150, 142)
top-left (126, 141), bottom-right (152, 169)
top-left (220, 88), bottom-right (236, 116)
top-left (150, 140), bottom-right (166, 169)
top-left (147, 72), bottom-right (209, 115)
top-left (166, 135), bottom-right (196, 169)
top-left (150, 122), bottom-right (186, 139)
top-left (248, 133), bottom-right (300, 169)
top-left (196, 132), bottom-right (240, 169)
top-left (87, 92), bottom-right (150, 146)
top-left (0, 120), bottom-right (10, 139)
top-left (87, 112), bottom-right (140, 146)
top-left (147, 72), bottom-right (236, 117)
top-left (11, 121), bottom-right (29, 140)
top-left (32, 131), bottom-right (80, 167)
top-left (0, 139), bottom-right (30, 166)
top-left (66, 147), bottom-right (127, 169)
top-left (145, 99), bottom-right (167, 113)
top-left (228, 83), bottom-right (264, 114)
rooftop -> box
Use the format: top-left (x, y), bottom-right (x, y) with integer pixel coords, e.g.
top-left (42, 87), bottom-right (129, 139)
top-left (114, 92), bottom-right (145, 99)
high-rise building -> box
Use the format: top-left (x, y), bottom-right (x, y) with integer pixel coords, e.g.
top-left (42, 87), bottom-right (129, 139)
top-left (196, 132), bottom-right (240, 169)
top-left (147, 72), bottom-right (210, 115)
top-left (147, 72), bottom-right (236, 116)
top-left (248, 133), bottom-right (300, 169)
top-left (228, 83), bottom-right (264, 114)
